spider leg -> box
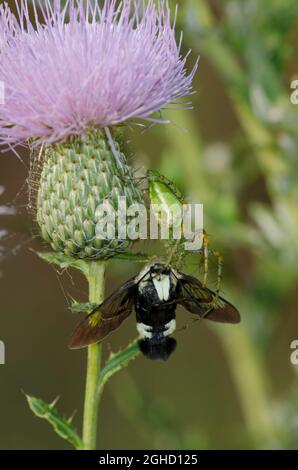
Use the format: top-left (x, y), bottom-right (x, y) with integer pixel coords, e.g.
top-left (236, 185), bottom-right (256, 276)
top-left (202, 231), bottom-right (209, 288)
top-left (196, 231), bottom-right (223, 301)
top-left (213, 250), bottom-right (223, 302)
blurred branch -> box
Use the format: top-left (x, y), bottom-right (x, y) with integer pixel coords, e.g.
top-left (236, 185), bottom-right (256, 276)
top-left (218, 325), bottom-right (279, 448)
top-left (110, 371), bottom-right (207, 450)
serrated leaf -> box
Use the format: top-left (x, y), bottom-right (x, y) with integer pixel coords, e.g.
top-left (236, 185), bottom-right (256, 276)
top-left (33, 250), bottom-right (89, 276)
top-left (98, 339), bottom-right (140, 391)
top-left (70, 302), bottom-right (99, 314)
top-left (25, 394), bottom-right (83, 450)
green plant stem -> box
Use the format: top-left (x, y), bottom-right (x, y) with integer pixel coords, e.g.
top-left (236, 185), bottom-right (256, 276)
top-left (218, 325), bottom-right (278, 448)
top-left (82, 261), bottom-right (106, 450)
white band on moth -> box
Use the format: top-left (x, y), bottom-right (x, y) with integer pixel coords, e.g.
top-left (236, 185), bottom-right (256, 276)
top-left (164, 319), bottom-right (176, 336)
top-left (136, 322), bottom-right (153, 339)
top-left (137, 319), bottom-right (176, 339)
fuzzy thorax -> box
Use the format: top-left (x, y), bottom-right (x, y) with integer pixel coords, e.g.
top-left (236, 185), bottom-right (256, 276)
top-left (36, 129), bottom-right (143, 259)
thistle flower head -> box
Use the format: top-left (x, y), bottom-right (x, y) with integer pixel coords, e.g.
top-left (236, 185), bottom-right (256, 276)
top-left (0, 0), bottom-right (197, 147)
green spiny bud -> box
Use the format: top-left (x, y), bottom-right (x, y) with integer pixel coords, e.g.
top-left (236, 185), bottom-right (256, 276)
top-left (36, 129), bottom-right (144, 259)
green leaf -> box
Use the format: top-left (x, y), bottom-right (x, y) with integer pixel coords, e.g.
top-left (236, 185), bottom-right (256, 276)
top-left (25, 394), bottom-right (83, 450)
top-left (98, 339), bottom-right (140, 390)
top-left (33, 250), bottom-right (90, 276)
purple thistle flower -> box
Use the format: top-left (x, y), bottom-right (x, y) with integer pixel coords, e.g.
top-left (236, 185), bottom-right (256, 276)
top-left (0, 0), bottom-right (197, 147)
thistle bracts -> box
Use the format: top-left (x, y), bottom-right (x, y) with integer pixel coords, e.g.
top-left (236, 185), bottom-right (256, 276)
top-left (36, 130), bottom-right (144, 259)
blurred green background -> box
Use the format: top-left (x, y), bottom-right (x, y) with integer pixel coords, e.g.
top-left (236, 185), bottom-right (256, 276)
top-left (1, 0), bottom-right (298, 449)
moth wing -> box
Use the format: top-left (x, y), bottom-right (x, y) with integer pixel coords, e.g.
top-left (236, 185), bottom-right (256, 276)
top-left (69, 278), bottom-right (137, 349)
top-left (176, 272), bottom-right (240, 324)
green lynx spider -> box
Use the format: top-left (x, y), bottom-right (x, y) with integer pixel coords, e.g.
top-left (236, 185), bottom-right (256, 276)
top-left (147, 169), bottom-right (223, 302)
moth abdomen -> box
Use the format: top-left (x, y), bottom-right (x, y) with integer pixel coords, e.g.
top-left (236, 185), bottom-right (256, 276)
top-left (139, 337), bottom-right (177, 361)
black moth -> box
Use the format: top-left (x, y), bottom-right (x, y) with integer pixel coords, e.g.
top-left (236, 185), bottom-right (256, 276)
top-left (69, 262), bottom-right (240, 360)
